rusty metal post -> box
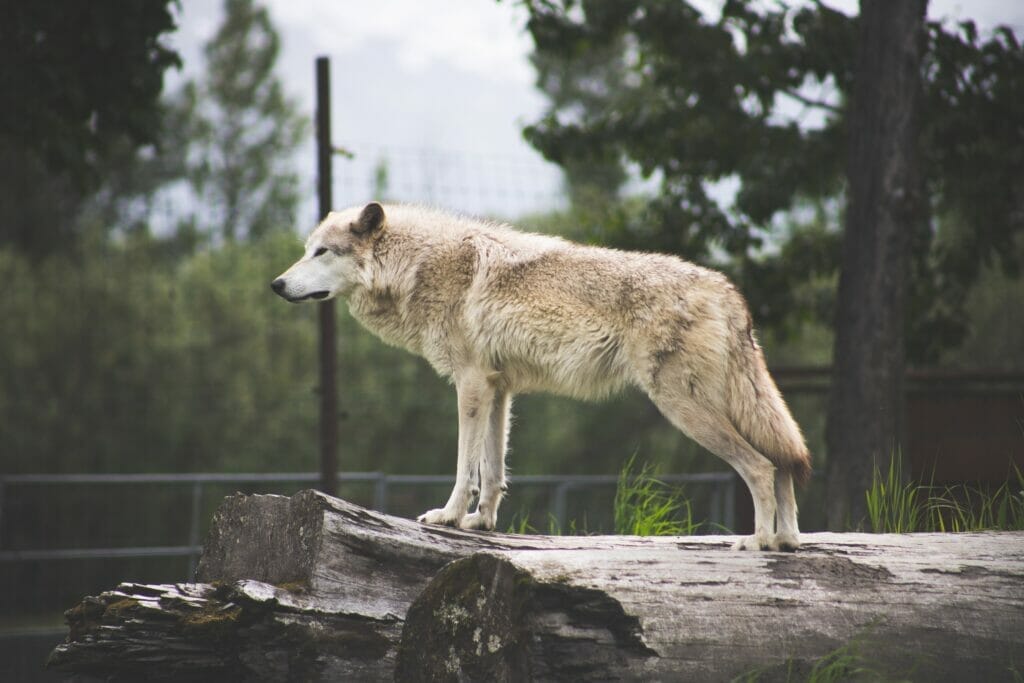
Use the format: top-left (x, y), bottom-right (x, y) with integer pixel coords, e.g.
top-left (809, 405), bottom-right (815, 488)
top-left (316, 56), bottom-right (337, 496)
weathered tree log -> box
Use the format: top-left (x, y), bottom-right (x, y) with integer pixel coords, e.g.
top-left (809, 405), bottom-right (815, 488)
top-left (395, 538), bottom-right (1024, 681)
top-left (48, 580), bottom-right (398, 681)
top-left (49, 490), bottom-right (1024, 681)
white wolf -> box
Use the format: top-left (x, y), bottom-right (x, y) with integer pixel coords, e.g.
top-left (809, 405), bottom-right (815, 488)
top-left (272, 203), bottom-right (811, 551)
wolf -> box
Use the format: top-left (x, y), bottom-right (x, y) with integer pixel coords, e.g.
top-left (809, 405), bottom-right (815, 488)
top-left (272, 202), bottom-right (811, 551)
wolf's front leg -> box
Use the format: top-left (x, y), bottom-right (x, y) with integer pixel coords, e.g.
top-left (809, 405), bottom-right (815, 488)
top-left (460, 390), bottom-right (511, 531)
top-left (418, 372), bottom-right (496, 528)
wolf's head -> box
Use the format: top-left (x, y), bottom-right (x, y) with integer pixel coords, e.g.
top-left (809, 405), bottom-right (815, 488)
top-left (271, 202), bottom-right (385, 303)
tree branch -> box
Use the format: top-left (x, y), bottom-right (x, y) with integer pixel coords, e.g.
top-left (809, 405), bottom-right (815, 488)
top-left (781, 88), bottom-right (842, 113)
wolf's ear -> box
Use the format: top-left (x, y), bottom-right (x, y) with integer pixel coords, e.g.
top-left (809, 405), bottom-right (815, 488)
top-left (353, 202), bottom-right (385, 235)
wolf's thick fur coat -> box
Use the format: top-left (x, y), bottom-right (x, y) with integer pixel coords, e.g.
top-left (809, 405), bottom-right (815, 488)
top-left (272, 203), bottom-right (811, 551)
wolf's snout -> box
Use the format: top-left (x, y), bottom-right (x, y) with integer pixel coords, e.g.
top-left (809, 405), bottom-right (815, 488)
top-left (270, 278), bottom-right (286, 295)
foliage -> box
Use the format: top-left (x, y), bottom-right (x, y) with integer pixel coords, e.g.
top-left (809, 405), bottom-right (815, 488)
top-left (522, 0), bottom-right (850, 256)
top-left (0, 1), bottom-right (180, 185)
top-left (940, 235), bottom-right (1024, 369)
top-left (505, 511), bottom-right (580, 535)
top-left (614, 454), bottom-right (700, 536)
top-left (924, 467), bottom-right (1024, 533)
top-left (0, 0), bottom-right (180, 255)
top-left (528, 27), bottom-right (629, 207)
top-left (732, 629), bottom-right (907, 683)
top-left (0, 234), bottom-right (320, 474)
top-left (171, 0), bottom-right (309, 242)
top-left (865, 457), bottom-right (1024, 533)
top-left (500, 456), bottom-right (704, 535)
top-left (519, 0), bottom-right (1024, 363)
top-left (797, 641), bottom-right (875, 683)
top-left (505, 510), bottom-right (538, 534)
top-left (864, 455), bottom-right (923, 534)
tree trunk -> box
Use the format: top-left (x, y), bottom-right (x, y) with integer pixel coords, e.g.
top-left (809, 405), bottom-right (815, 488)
top-left (826, 0), bottom-right (928, 530)
top-left (48, 491), bottom-right (1024, 681)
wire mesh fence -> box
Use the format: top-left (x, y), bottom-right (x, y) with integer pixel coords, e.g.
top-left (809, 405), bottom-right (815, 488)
top-left (333, 141), bottom-right (567, 219)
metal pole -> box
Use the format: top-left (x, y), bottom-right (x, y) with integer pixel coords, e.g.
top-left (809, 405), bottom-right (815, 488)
top-left (0, 477), bottom-right (6, 548)
top-left (708, 484), bottom-right (721, 529)
top-left (187, 481), bottom-right (202, 579)
top-left (316, 56), bottom-right (338, 496)
top-left (724, 473), bottom-right (737, 533)
top-left (553, 481), bottom-right (572, 533)
top-left (373, 473), bottom-right (388, 514)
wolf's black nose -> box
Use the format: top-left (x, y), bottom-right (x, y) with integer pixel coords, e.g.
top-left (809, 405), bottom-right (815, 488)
top-left (271, 278), bottom-right (286, 294)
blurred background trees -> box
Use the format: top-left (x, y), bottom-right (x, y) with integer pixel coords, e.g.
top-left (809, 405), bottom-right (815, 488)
top-left (172, 0), bottom-right (308, 243)
top-left (0, 0), bottom-right (180, 255)
top-left (0, 0), bottom-right (312, 478)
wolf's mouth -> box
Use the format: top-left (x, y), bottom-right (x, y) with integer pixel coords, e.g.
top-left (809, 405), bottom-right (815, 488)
top-left (289, 291), bottom-right (330, 303)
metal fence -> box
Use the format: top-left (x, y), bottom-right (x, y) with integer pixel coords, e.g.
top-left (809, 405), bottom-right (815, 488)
top-left (0, 470), bottom-right (737, 576)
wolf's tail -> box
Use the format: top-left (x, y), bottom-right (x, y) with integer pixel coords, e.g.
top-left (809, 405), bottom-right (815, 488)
top-left (728, 343), bottom-right (812, 486)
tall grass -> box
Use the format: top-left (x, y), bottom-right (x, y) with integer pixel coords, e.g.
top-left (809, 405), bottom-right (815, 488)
top-left (503, 456), bottom-right (700, 537)
top-left (865, 454), bottom-right (1024, 533)
top-left (505, 509), bottom-right (587, 535)
top-left (924, 465), bottom-right (1024, 532)
top-left (799, 641), bottom-right (872, 683)
top-left (614, 454), bottom-right (701, 536)
top-left (732, 632), bottom-right (909, 683)
top-left (865, 454), bottom-right (923, 533)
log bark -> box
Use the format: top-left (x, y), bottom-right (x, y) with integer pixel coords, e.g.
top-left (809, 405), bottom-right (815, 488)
top-left (47, 580), bottom-right (398, 681)
top-left (49, 490), bottom-right (1024, 681)
top-left (396, 538), bottom-right (1024, 681)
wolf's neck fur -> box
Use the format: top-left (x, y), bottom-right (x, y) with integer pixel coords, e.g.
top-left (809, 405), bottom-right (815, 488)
top-left (345, 229), bottom-right (424, 354)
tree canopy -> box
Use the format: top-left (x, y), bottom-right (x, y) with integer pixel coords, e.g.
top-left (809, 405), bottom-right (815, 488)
top-left (520, 0), bottom-right (1024, 361)
top-left (173, 0), bottom-right (309, 242)
top-left (0, 1), bottom-right (180, 183)
top-left (0, 1), bottom-right (180, 255)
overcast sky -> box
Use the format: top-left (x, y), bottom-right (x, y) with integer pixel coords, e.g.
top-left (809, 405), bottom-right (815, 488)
top-left (166, 0), bottom-right (1024, 222)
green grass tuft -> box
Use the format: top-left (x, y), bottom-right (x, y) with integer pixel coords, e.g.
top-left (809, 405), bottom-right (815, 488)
top-left (865, 453), bottom-right (923, 533)
top-left (865, 454), bottom-right (1024, 533)
top-left (924, 464), bottom-right (1024, 532)
top-left (614, 454), bottom-right (701, 536)
top-left (505, 509), bottom-right (537, 535)
top-left (801, 640), bottom-right (873, 683)
top-left (732, 627), bottom-right (916, 683)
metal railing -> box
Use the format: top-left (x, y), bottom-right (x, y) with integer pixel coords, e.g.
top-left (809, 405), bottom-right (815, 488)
top-left (0, 470), bottom-right (737, 575)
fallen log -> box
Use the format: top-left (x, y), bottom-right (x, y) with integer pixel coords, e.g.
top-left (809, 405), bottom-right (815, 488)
top-left (48, 580), bottom-right (399, 681)
top-left (48, 490), bottom-right (1024, 681)
top-left (396, 538), bottom-right (1024, 681)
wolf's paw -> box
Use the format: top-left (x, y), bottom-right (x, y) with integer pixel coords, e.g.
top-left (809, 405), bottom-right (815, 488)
top-left (774, 531), bottom-right (801, 552)
top-left (459, 511), bottom-right (496, 531)
top-left (417, 508), bottom-right (464, 527)
top-left (732, 531), bottom-right (778, 552)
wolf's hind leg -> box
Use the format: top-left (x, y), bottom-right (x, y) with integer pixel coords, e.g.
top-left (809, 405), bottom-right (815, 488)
top-left (649, 387), bottom-right (778, 551)
top-left (774, 470), bottom-right (800, 551)
top-left (699, 424), bottom-right (778, 551)
top-left (461, 391), bottom-right (511, 531)
top-left (418, 371), bottom-right (496, 528)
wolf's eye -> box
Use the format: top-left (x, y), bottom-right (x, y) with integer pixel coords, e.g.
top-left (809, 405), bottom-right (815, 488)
top-left (313, 247), bottom-right (328, 257)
